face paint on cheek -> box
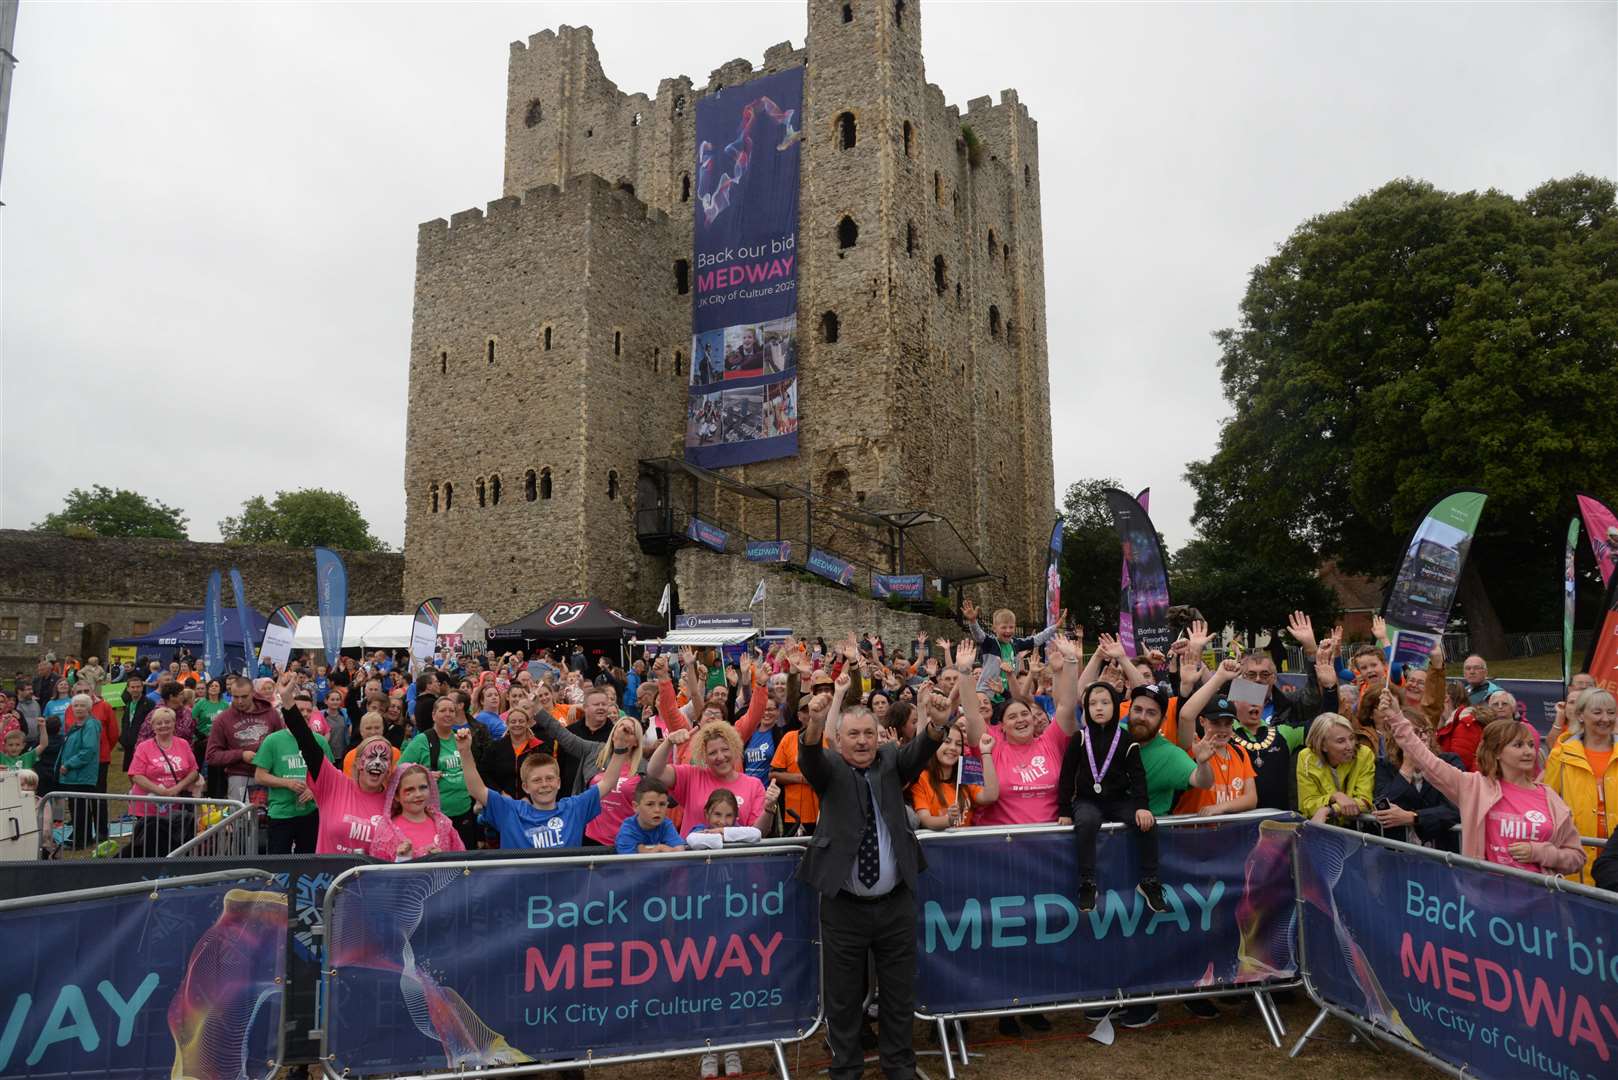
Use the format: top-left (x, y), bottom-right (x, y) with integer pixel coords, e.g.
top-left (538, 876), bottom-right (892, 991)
top-left (360, 745), bottom-right (391, 775)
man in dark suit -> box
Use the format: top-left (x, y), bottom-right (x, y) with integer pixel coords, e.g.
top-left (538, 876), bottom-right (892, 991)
top-left (798, 667), bottom-right (948, 1079)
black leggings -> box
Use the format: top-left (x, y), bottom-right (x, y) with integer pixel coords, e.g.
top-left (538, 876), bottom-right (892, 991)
top-left (1071, 799), bottom-right (1158, 882)
top-left (449, 808), bottom-right (481, 851)
top-left (268, 814), bottom-right (320, 854)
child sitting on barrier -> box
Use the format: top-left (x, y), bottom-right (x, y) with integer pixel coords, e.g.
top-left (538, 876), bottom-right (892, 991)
top-left (614, 776), bottom-right (685, 853)
top-left (368, 763), bottom-right (465, 861)
top-left (1058, 680), bottom-right (1168, 915)
top-left (684, 784), bottom-right (781, 849)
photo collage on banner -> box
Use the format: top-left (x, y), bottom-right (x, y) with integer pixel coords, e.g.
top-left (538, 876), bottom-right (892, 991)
top-left (685, 67), bottom-right (804, 467)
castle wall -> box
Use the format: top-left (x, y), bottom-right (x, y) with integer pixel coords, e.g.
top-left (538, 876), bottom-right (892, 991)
top-left (0, 531), bottom-right (403, 674)
top-left (409, 0), bottom-right (1056, 627)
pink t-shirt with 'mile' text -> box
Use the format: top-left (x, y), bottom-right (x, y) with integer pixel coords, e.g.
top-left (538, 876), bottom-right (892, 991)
top-left (670, 764), bottom-right (765, 837)
top-left (1484, 780), bottom-right (1552, 872)
top-left (974, 723), bottom-right (1072, 827)
top-left (311, 762), bottom-right (389, 856)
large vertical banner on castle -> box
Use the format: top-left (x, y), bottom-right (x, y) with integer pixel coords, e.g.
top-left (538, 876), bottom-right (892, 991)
top-left (686, 67), bottom-right (804, 469)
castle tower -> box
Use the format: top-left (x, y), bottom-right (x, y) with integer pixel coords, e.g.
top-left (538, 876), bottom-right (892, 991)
top-left (403, 0), bottom-right (1055, 624)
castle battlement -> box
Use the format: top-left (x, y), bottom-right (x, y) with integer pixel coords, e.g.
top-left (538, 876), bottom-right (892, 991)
top-left (417, 175), bottom-right (673, 251)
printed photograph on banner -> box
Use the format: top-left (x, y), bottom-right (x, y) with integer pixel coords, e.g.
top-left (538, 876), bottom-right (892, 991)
top-left (759, 314), bottom-right (797, 374)
top-left (721, 387), bottom-right (765, 443)
top-left (685, 391), bottom-right (723, 447)
top-left (1386, 521), bottom-right (1468, 633)
top-left (722, 324), bottom-right (767, 380)
top-left (763, 378), bottom-right (798, 437)
top-left (691, 328), bottom-right (725, 386)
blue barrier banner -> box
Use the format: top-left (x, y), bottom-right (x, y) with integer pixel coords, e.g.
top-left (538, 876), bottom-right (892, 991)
top-left (0, 881), bottom-right (286, 1079)
top-left (1296, 824), bottom-right (1618, 1080)
top-left (872, 574), bottom-right (924, 600)
top-left (687, 517), bottom-right (729, 553)
top-left (746, 540), bottom-right (793, 563)
top-left (805, 548), bottom-right (855, 588)
top-left (324, 851), bottom-right (820, 1074)
top-left (913, 815), bottom-right (1298, 1014)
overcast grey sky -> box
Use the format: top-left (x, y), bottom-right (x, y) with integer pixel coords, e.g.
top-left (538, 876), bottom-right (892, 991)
top-left (2, 1), bottom-right (1613, 554)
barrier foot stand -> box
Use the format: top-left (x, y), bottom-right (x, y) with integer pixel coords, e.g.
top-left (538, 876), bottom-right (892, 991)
top-left (953, 1019), bottom-right (973, 1069)
top-left (1251, 990), bottom-right (1284, 1048)
top-left (1288, 1007), bottom-right (1330, 1059)
top-left (771, 1040), bottom-right (791, 1080)
top-left (936, 1018), bottom-right (957, 1080)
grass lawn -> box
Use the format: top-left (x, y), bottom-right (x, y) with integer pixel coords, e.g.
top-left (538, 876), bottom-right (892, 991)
top-left (1482, 653), bottom-right (1579, 681)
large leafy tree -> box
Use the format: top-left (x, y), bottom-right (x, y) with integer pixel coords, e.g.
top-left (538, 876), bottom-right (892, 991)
top-left (220, 489), bottom-right (388, 552)
top-left (35, 485), bottom-right (188, 539)
top-left (1187, 175), bottom-right (1618, 657)
top-left (1171, 536), bottom-right (1337, 647)
top-left (1056, 478), bottom-right (1126, 635)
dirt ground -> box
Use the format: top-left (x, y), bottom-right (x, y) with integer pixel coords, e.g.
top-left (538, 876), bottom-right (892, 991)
top-left (560, 995), bottom-right (1443, 1079)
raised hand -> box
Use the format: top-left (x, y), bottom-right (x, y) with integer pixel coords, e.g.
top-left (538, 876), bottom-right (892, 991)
top-left (678, 646), bottom-right (697, 668)
top-left (453, 727), bottom-right (473, 750)
top-left (1428, 643), bottom-right (1445, 670)
top-left (667, 728), bottom-right (692, 747)
top-left (1097, 634), bottom-right (1124, 661)
top-left (395, 840), bottom-right (414, 859)
top-left (978, 731), bottom-right (996, 755)
top-left (1217, 657), bottom-right (1241, 681)
top-left (961, 598), bottom-right (979, 624)
top-left (1191, 729), bottom-right (1222, 763)
top-left (936, 639), bottom-right (954, 667)
top-left (1372, 614), bottom-right (1389, 644)
top-left (834, 669), bottom-right (851, 693)
top-left (764, 780), bottom-right (781, 808)
top-left (1286, 611), bottom-right (1317, 654)
top-left (954, 640), bottom-right (978, 671)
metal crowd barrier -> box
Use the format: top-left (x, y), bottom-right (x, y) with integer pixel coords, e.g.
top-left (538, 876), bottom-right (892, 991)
top-left (35, 791), bottom-right (255, 859)
top-left (317, 843), bottom-right (825, 1080)
top-left (1287, 821), bottom-right (1618, 1077)
top-left (911, 809), bottom-right (1301, 1078)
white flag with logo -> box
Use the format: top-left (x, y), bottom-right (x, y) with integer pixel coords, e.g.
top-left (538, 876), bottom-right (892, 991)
top-left (657, 583), bottom-right (671, 615)
top-left (750, 579), bottom-right (766, 607)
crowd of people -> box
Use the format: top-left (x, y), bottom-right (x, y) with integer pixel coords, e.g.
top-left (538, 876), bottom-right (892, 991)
top-left (2, 604), bottom-right (1615, 1078)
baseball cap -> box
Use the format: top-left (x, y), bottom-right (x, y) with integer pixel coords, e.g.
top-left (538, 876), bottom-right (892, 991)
top-left (1129, 683), bottom-right (1168, 713)
top-left (1207, 697), bottom-right (1238, 723)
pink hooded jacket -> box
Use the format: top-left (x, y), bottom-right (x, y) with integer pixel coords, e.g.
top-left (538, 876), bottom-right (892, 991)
top-left (367, 763), bottom-right (465, 862)
top-left (1389, 710), bottom-right (1584, 875)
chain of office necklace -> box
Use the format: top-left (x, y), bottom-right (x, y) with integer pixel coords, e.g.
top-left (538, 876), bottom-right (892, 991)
top-left (1233, 724), bottom-right (1279, 766)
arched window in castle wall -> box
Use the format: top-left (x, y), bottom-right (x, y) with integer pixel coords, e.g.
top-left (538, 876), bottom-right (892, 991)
top-left (540, 468), bottom-right (553, 500)
top-left (895, 0), bottom-right (906, 28)
top-left (543, 325), bottom-right (553, 351)
top-left (653, 347), bottom-right (661, 373)
top-left (443, 482), bottom-right (454, 511)
top-left (836, 112), bottom-right (856, 150)
top-left (1024, 164), bottom-right (1031, 188)
top-left (989, 305), bottom-right (1001, 337)
top-left (525, 470), bottom-right (537, 502)
top-left (430, 482), bottom-right (439, 513)
top-left (837, 216), bottom-right (858, 249)
top-left (490, 475), bottom-right (501, 506)
top-left (608, 470), bottom-right (619, 500)
top-left (476, 478), bottom-right (487, 507)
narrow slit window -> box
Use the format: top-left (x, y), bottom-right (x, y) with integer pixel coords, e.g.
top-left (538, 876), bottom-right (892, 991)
top-left (525, 470), bottom-right (537, 502)
top-left (443, 482), bottom-right (453, 511)
top-left (430, 483), bottom-right (439, 513)
top-left (543, 326), bottom-right (552, 351)
top-left (837, 112), bottom-right (856, 150)
top-left (540, 468), bottom-right (553, 500)
top-left (837, 216), bottom-right (858, 249)
top-left (821, 311), bottom-right (840, 343)
top-left (487, 339), bottom-right (495, 364)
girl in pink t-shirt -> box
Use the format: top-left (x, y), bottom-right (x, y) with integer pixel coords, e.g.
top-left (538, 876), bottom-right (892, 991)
top-left (369, 764), bottom-right (465, 861)
top-left (647, 720), bottom-right (768, 836)
top-left (960, 636), bottom-right (1081, 828)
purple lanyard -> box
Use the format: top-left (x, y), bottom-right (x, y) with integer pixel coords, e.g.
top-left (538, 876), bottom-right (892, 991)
top-left (1083, 721), bottom-right (1125, 794)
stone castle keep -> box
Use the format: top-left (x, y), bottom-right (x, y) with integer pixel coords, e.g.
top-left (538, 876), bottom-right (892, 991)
top-left (403, 0), bottom-right (1056, 627)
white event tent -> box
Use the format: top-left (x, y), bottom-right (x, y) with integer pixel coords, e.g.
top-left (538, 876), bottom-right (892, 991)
top-left (289, 612), bottom-right (488, 650)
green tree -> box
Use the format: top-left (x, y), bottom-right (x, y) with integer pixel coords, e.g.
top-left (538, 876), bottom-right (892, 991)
top-left (1058, 478), bottom-right (1150, 637)
top-left (1171, 536), bottom-right (1337, 647)
top-left (220, 489), bottom-right (387, 551)
top-left (1188, 175), bottom-right (1618, 657)
top-left (35, 485), bottom-right (188, 539)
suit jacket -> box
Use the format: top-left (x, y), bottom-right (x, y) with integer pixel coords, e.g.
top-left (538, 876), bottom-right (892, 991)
top-left (796, 725), bottom-right (942, 898)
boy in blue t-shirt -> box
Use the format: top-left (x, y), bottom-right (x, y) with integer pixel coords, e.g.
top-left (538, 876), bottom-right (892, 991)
top-left (615, 776), bottom-right (685, 853)
top-left (455, 722), bottom-right (633, 849)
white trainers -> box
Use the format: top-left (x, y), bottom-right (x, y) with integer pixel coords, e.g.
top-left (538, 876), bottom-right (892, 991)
top-left (700, 1052), bottom-right (719, 1078)
top-left (723, 1050), bottom-right (743, 1076)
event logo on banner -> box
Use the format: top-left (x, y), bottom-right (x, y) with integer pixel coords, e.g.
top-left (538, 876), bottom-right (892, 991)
top-left (1295, 824), bottom-right (1618, 1080)
top-left (313, 547), bottom-right (348, 671)
top-left (0, 881), bottom-right (286, 1079)
top-left (746, 540), bottom-right (793, 563)
top-left (685, 67), bottom-right (804, 469)
top-left (873, 574), bottom-right (924, 600)
top-left (1576, 491), bottom-right (1618, 587)
top-left (687, 517), bottom-right (729, 553)
top-left (229, 568), bottom-right (257, 676)
top-left (202, 570), bottom-right (225, 680)
top-left (913, 816), bottom-right (1298, 1014)
top-left (1102, 488), bottom-right (1173, 655)
top-left (805, 548), bottom-right (855, 588)
top-left (410, 596), bottom-right (442, 674)
top-left (259, 603), bottom-right (301, 673)
top-left (1046, 516), bottom-right (1065, 632)
top-left (1381, 490), bottom-right (1487, 670)
top-left (323, 853), bottom-right (820, 1074)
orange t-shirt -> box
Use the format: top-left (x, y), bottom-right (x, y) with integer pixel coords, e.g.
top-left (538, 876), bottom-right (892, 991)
top-left (1173, 743), bottom-right (1255, 815)
top-left (342, 744), bottom-right (401, 776)
top-left (770, 731), bottom-right (820, 826)
top-left (1587, 747), bottom-right (1613, 785)
top-left (907, 776), bottom-right (982, 826)
top-left (1159, 697), bottom-right (1181, 747)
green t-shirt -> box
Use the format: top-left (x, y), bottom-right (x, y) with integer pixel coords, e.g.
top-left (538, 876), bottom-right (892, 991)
top-left (193, 699), bottom-right (229, 737)
top-left (400, 731), bottom-right (471, 817)
top-left (256, 729), bottom-right (330, 820)
top-left (0, 748), bottom-right (39, 771)
top-left (1137, 735), bottom-right (1196, 817)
